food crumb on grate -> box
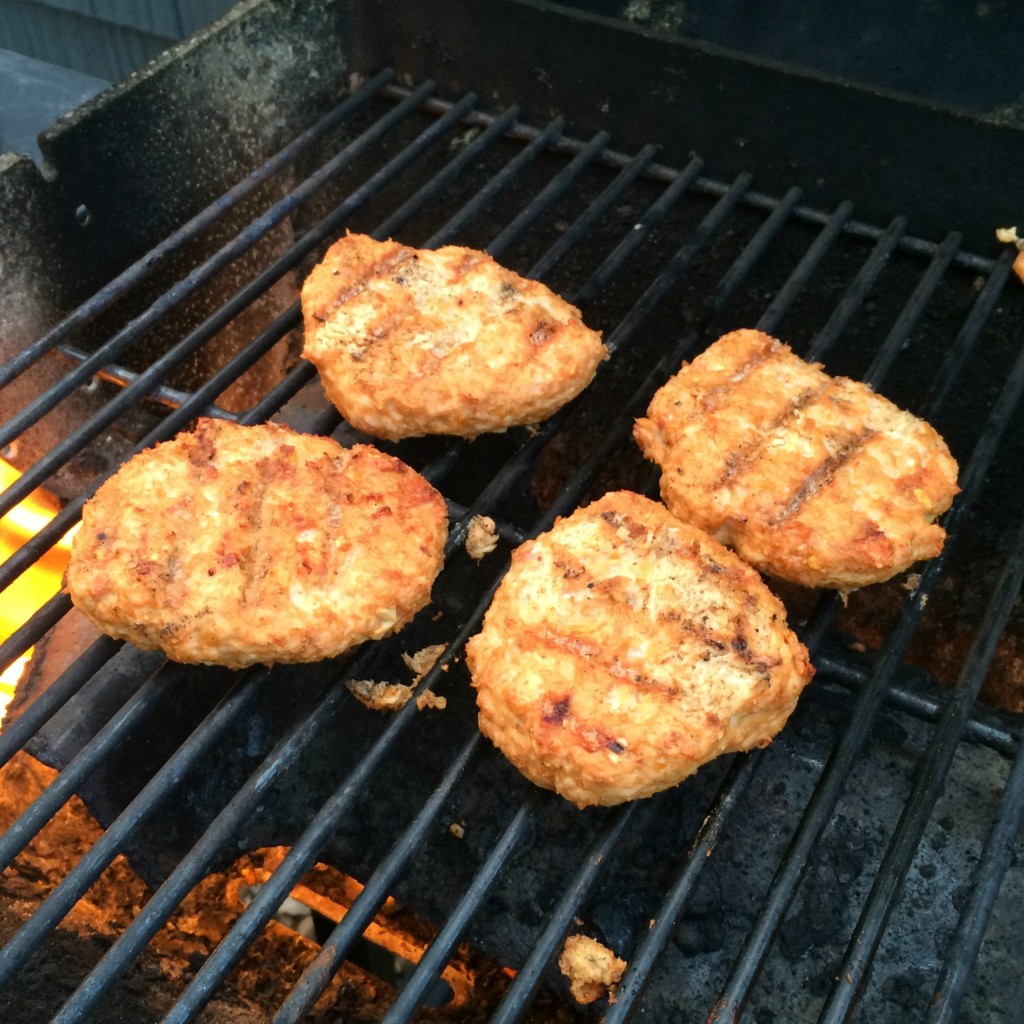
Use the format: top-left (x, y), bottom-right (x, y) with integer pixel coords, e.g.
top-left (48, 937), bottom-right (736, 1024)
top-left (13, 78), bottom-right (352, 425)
top-left (465, 515), bottom-right (499, 560)
top-left (415, 689), bottom-right (447, 711)
top-left (402, 643), bottom-right (447, 682)
top-left (347, 645), bottom-right (448, 712)
top-left (558, 933), bottom-right (627, 1004)
top-left (995, 225), bottom-right (1024, 283)
top-left (345, 679), bottom-right (415, 712)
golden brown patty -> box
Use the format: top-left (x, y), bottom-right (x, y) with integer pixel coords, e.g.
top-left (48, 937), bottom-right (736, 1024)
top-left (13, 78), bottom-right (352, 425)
top-left (67, 419), bottom-right (448, 668)
top-left (634, 329), bottom-right (960, 590)
top-left (465, 491), bottom-right (813, 808)
top-left (300, 233), bottom-right (606, 440)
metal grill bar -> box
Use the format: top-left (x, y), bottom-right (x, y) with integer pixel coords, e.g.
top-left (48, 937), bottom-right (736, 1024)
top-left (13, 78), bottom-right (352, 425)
top-left (0, 661), bottom-right (181, 874)
top-left (529, 143), bottom-right (659, 282)
top-left (383, 794), bottom-right (543, 1024)
top-left (374, 104), bottom-right (522, 240)
top-left (51, 676), bottom-right (352, 1024)
top-left (488, 803), bottom-right (639, 1024)
top-left (571, 155), bottom-right (703, 308)
top-left (604, 755), bottom-right (760, 1022)
top-left (0, 590), bottom-right (71, 677)
top-left (0, 68), bottom-right (397, 392)
top-left (925, 718), bottom-right (1024, 1023)
top-left (818, 509), bottom-right (1024, 1021)
top-left (925, 252), bottom-right (1016, 418)
top-left (398, 90), bottom-right (999, 274)
top-left (815, 654), bottom-right (1019, 758)
top-left (52, 346), bottom-right (237, 420)
top-left (0, 78), bottom-right (438, 474)
top-left (705, 185), bottom-right (804, 322)
top-left (758, 201), bottom-right (856, 335)
top-left (710, 269), bottom-right (1024, 1016)
top-left (862, 231), bottom-right (961, 387)
top-left (487, 130), bottom-right (610, 255)
top-left (0, 669), bottom-right (270, 990)
top-left (798, 590), bottom-right (845, 656)
top-left (0, 636), bottom-right (121, 772)
top-left (805, 216), bottom-right (907, 362)
top-left (271, 734), bottom-right (487, 1024)
top-left (424, 116), bottom-right (568, 247)
top-left (603, 175), bottom-right (752, 357)
top-left (0, 80), bottom-right (464, 523)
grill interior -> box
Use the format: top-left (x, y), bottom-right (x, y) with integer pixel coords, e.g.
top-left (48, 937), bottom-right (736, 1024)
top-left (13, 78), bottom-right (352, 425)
top-left (2, 3), bottom-right (1024, 1022)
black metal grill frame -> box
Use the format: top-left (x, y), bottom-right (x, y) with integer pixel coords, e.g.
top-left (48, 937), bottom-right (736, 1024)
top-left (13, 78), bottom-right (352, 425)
top-left (1, 60), bottom-right (1023, 1024)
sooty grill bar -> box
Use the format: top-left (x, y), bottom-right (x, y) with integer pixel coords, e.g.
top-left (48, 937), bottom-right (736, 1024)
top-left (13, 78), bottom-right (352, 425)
top-left (1, 38), bottom-right (1024, 1024)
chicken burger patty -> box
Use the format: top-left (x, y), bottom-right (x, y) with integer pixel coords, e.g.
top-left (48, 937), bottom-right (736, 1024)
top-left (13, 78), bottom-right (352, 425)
top-left (300, 233), bottom-right (606, 440)
top-left (634, 329), bottom-right (959, 590)
top-left (465, 491), bottom-right (814, 808)
top-left (67, 419), bottom-right (448, 668)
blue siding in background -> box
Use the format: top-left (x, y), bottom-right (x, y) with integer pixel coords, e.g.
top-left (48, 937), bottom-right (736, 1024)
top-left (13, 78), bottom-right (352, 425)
top-left (0, 0), bottom-right (236, 159)
top-left (0, 0), bottom-right (236, 82)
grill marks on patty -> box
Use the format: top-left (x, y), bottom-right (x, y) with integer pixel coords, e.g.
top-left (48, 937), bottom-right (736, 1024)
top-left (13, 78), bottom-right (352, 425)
top-left (466, 491), bottom-right (813, 808)
top-left (300, 233), bottom-right (606, 440)
top-left (67, 419), bottom-right (448, 668)
top-left (665, 346), bottom-right (876, 527)
top-left (712, 381), bottom-right (833, 491)
top-left (634, 329), bottom-right (960, 590)
top-left (767, 425), bottom-right (876, 527)
top-left (544, 526), bottom-right (776, 679)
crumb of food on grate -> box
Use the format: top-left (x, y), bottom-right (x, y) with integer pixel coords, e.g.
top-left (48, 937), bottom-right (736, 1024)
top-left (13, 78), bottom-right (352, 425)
top-left (634, 329), bottom-right (960, 590)
top-left (465, 515), bottom-right (499, 560)
top-left (449, 821), bottom-right (465, 839)
top-left (348, 645), bottom-right (448, 713)
top-left (402, 643), bottom-right (446, 682)
top-left (558, 934), bottom-right (627, 1004)
top-left (995, 226), bottom-right (1024, 283)
top-left (415, 689), bottom-right (447, 711)
top-left (300, 233), bottom-right (606, 440)
top-left (346, 679), bottom-right (415, 711)
top-left (466, 491), bottom-right (814, 807)
top-left (66, 419), bottom-right (448, 668)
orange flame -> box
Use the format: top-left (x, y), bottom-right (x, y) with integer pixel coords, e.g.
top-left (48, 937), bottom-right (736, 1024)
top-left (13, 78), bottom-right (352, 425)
top-left (0, 458), bottom-right (79, 724)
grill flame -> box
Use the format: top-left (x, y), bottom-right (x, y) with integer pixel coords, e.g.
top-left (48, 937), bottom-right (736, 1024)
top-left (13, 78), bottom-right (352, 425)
top-left (0, 458), bottom-right (78, 726)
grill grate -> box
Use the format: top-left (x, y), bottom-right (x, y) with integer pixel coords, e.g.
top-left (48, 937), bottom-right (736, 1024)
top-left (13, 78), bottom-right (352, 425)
top-left (2, 71), bottom-right (1024, 1024)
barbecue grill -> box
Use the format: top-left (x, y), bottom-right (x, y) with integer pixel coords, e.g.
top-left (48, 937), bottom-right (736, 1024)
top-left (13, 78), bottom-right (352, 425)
top-left (2, 2), bottom-right (1024, 1021)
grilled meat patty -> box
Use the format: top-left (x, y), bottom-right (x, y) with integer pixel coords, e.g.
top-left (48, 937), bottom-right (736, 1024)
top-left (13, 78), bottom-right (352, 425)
top-left (67, 419), bottom-right (448, 668)
top-left (465, 491), bottom-right (813, 808)
top-left (634, 329), bottom-right (960, 590)
top-left (300, 233), bottom-right (606, 440)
